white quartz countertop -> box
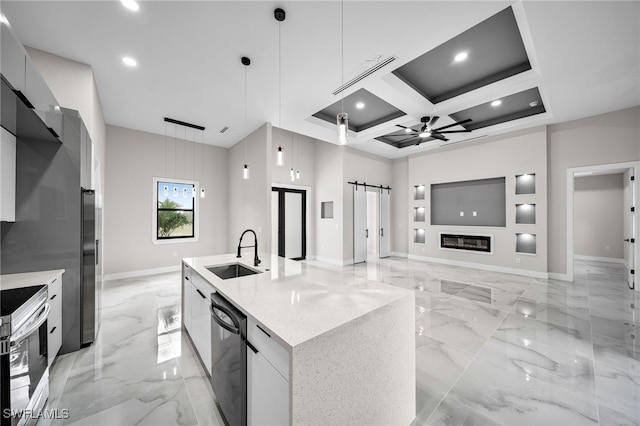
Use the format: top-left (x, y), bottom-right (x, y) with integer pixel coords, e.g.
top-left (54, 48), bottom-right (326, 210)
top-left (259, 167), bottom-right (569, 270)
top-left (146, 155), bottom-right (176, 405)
top-left (0, 269), bottom-right (65, 291)
top-left (183, 254), bottom-right (413, 349)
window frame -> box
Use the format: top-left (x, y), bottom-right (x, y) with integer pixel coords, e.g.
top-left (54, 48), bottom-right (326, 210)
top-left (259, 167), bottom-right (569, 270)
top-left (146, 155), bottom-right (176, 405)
top-left (152, 177), bottom-right (200, 244)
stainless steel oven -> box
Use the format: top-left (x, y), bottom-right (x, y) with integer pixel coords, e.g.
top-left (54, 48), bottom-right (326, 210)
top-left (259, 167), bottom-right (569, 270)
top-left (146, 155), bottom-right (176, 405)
top-left (1, 285), bottom-right (50, 426)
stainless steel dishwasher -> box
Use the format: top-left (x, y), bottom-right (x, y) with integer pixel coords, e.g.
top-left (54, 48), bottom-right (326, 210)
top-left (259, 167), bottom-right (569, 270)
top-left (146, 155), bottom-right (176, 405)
top-left (210, 292), bottom-right (249, 426)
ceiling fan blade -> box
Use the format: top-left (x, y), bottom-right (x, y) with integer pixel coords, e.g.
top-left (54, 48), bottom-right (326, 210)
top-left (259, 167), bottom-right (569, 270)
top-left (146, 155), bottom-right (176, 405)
top-left (433, 118), bottom-right (472, 132)
top-left (429, 116), bottom-right (440, 127)
top-left (386, 131), bottom-right (415, 137)
top-left (395, 135), bottom-right (420, 144)
top-left (430, 133), bottom-right (448, 141)
top-left (436, 129), bottom-right (472, 134)
top-left (396, 124), bottom-right (418, 133)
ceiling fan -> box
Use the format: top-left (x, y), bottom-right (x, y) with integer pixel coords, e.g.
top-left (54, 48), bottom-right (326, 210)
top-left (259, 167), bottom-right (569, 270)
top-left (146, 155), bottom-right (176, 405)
top-left (393, 116), bottom-right (472, 145)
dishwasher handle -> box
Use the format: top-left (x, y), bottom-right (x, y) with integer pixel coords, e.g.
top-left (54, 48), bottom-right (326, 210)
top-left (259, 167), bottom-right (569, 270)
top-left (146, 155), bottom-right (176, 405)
top-left (210, 301), bottom-right (240, 335)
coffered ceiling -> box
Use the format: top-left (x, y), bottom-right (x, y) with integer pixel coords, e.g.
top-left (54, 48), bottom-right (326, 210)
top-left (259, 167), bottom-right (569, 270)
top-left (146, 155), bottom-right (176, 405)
top-left (1, 1), bottom-right (638, 160)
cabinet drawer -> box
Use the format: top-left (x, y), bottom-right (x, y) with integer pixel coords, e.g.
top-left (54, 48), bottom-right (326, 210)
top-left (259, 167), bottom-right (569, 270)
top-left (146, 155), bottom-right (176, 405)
top-left (48, 275), bottom-right (62, 326)
top-left (48, 318), bottom-right (62, 366)
top-left (247, 320), bottom-right (289, 380)
top-left (190, 271), bottom-right (213, 297)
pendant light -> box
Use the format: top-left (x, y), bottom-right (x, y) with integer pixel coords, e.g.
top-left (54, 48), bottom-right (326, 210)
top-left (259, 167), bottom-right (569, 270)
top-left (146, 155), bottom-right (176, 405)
top-left (336, 0), bottom-right (348, 144)
top-left (242, 56), bottom-right (251, 180)
top-left (275, 8), bottom-right (286, 167)
top-left (276, 145), bottom-right (284, 166)
top-left (294, 133), bottom-right (300, 180)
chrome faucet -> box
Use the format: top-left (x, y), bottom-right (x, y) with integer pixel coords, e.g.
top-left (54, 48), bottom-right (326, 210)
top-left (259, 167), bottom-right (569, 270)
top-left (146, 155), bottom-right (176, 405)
top-left (237, 229), bottom-right (261, 267)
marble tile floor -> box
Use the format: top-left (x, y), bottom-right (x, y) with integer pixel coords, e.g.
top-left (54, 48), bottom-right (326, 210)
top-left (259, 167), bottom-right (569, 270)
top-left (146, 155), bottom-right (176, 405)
top-left (40, 258), bottom-right (639, 425)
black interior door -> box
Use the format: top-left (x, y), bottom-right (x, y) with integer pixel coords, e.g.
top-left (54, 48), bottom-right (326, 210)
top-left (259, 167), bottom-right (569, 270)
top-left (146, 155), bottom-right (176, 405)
top-left (272, 187), bottom-right (306, 260)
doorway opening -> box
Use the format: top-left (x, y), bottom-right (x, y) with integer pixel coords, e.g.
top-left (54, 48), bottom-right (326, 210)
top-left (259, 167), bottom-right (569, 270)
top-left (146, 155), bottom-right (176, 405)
top-left (353, 185), bottom-right (391, 264)
top-left (271, 187), bottom-right (306, 260)
top-left (567, 161), bottom-right (638, 290)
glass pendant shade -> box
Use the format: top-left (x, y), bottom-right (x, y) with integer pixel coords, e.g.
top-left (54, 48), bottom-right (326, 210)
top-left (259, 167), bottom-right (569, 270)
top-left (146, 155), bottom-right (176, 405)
top-left (296, 170), bottom-right (300, 180)
top-left (290, 168), bottom-right (295, 182)
top-left (243, 164), bottom-right (250, 180)
top-left (337, 112), bottom-right (348, 144)
top-left (276, 146), bottom-right (284, 166)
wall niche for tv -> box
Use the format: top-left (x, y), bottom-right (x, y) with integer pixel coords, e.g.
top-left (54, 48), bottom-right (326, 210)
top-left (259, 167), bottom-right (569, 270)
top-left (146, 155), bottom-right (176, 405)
top-left (431, 177), bottom-right (506, 227)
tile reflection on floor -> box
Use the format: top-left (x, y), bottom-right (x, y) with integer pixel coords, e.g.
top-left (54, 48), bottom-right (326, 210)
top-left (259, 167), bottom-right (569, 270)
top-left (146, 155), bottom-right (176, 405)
top-left (43, 258), bottom-right (640, 425)
top-left (43, 272), bottom-right (224, 426)
top-left (330, 257), bottom-right (639, 425)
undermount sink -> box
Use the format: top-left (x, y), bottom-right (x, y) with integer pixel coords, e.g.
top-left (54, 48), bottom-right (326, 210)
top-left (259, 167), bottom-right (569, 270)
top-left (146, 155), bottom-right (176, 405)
top-left (207, 263), bottom-right (261, 280)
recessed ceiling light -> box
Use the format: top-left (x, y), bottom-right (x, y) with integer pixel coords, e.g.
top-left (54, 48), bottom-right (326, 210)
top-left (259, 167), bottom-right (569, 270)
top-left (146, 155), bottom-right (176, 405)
top-left (529, 101), bottom-right (539, 107)
top-left (491, 100), bottom-right (502, 107)
top-left (454, 52), bottom-right (468, 62)
top-left (122, 56), bottom-right (137, 67)
top-left (355, 102), bottom-right (365, 109)
top-left (120, 0), bottom-right (139, 11)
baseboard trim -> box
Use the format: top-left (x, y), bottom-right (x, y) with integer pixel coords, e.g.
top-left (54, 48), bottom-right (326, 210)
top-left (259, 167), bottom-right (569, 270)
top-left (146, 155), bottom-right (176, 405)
top-left (314, 256), bottom-right (351, 266)
top-left (390, 252), bottom-right (408, 259)
top-left (104, 265), bottom-right (181, 282)
top-left (548, 272), bottom-right (571, 281)
top-left (574, 255), bottom-right (626, 264)
top-left (407, 254), bottom-right (549, 279)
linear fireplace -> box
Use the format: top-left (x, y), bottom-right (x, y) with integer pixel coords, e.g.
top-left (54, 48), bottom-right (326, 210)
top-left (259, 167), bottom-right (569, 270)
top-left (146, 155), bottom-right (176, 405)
top-left (440, 233), bottom-right (493, 254)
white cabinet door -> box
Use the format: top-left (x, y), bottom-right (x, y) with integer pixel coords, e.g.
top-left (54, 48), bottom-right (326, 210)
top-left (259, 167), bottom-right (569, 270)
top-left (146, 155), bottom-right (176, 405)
top-left (0, 127), bottom-right (16, 222)
top-left (182, 276), bottom-right (193, 333)
top-left (247, 320), bottom-right (290, 425)
top-left (248, 350), bottom-right (289, 426)
top-left (191, 282), bottom-right (212, 375)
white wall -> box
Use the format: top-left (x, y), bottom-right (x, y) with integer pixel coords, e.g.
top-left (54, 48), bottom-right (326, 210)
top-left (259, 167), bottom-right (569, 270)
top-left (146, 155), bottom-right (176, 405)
top-left (574, 174), bottom-right (624, 260)
top-left (314, 141), bottom-right (344, 263)
top-left (407, 127), bottom-right (548, 276)
top-left (392, 158), bottom-right (409, 256)
top-left (104, 125), bottom-right (229, 276)
top-left (548, 107), bottom-right (640, 275)
top-left (228, 123), bottom-right (272, 256)
top-left (343, 148), bottom-right (393, 263)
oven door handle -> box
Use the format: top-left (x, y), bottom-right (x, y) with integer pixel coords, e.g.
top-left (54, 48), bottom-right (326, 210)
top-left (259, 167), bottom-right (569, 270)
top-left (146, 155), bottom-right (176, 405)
top-left (11, 303), bottom-right (50, 345)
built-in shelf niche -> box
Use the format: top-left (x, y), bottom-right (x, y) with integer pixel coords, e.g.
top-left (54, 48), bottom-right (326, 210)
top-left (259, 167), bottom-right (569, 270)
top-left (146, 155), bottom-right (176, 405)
top-left (414, 206), bottom-right (426, 222)
top-left (321, 201), bottom-right (333, 219)
top-left (516, 233), bottom-right (536, 254)
top-left (515, 203), bottom-right (536, 224)
top-left (515, 173), bottom-right (536, 195)
top-left (414, 228), bottom-right (425, 244)
top-left (414, 185), bottom-right (426, 200)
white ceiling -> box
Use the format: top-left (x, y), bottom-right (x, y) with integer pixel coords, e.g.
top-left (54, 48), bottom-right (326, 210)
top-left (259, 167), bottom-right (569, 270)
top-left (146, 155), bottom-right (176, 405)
top-left (2, 1), bottom-right (639, 160)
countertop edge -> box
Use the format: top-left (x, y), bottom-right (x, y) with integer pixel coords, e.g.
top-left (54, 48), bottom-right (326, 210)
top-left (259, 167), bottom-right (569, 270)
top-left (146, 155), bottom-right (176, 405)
top-left (0, 269), bottom-right (66, 291)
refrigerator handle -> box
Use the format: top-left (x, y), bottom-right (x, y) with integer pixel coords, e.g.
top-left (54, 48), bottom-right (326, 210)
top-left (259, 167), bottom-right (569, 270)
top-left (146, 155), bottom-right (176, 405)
top-left (95, 239), bottom-right (99, 265)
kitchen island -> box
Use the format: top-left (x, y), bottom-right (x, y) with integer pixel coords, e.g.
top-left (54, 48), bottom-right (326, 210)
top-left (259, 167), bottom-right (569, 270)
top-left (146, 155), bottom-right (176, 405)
top-left (182, 254), bottom-right (415, 426)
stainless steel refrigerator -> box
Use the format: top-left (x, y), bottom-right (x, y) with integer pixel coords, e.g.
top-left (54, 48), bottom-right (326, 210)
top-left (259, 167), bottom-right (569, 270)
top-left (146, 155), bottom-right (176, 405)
top-left (81, 188), bottom-right (97, 346)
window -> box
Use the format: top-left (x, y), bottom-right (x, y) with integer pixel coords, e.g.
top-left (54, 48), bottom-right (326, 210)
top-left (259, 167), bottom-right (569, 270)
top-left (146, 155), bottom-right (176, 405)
top-left (153, 177), bottom-right (199, 244)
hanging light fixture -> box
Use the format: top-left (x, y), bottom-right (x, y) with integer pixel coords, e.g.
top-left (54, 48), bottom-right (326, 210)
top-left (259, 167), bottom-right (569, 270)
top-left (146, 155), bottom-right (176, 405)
top-left (275, 8), bottom-right (286, 167)
top-left (276, 145), bottom-right (284, 166)
top-left (336, 0), bottom-right (348, 144)
top-left (242, 56), bottom-right (251, 180)
top-left (294, 133), bottom-right (301, 180)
